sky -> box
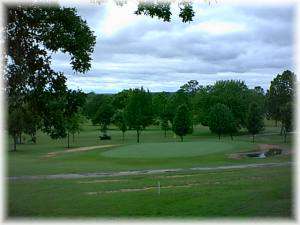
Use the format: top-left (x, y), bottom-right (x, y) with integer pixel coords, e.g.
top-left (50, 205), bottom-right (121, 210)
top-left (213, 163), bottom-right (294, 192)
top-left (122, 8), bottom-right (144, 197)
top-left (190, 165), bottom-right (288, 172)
top-left (52, 1), bottom-right (295, 93)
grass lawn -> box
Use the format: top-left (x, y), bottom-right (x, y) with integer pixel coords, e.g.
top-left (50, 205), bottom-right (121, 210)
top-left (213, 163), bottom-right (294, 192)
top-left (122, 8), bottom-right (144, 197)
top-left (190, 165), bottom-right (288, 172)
top-left (101, 141), bottom-right (256, 158)
top-left (6, 121), bottom-right (293, 218)
top-left (8, 165), bottom-right (292, 218)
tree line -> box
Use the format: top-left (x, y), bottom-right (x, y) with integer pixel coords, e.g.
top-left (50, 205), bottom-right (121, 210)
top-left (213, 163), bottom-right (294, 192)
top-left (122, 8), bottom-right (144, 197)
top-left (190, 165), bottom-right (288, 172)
top-left (4, 4), bottom-right (295, 151)
top-left (83, 70), bottom-right (295, 144)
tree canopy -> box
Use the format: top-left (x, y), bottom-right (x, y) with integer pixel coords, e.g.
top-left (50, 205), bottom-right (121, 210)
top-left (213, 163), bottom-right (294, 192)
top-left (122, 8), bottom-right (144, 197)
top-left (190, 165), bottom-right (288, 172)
top-left (173, 104), bottom-right (193, 142)
top-left (246, 102), bottom-right (264, 142)
top-left (125, 87), bottom-right (153, 143)
top-left (208, 103), bottom-right (236, 140)
top-left (5, 4), bottom-right (96, 150)
top-left (266, 70), bottom-right (295, 127)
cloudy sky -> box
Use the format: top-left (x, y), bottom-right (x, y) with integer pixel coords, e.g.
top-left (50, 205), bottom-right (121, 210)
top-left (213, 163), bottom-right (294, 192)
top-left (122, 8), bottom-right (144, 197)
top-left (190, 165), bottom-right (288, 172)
top-left (52, 1), bottom-right (295, 93)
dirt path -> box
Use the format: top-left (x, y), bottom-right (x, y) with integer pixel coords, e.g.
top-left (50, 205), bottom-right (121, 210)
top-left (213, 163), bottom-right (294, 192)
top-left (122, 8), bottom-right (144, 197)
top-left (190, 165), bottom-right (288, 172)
top-left (44, 144), bottom-right (120, 158)
top-left (8, 162), bottom-right (291, 181)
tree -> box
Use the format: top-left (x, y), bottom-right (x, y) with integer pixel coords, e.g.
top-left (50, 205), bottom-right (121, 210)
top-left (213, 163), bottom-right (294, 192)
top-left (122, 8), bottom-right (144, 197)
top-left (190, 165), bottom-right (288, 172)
top-left (67, 112), bottom-right (86, 144)
top-left (8, 107), bottom-right (24, 151)
top-left (43, 89), bottom-right (86, 148)
top-left (113, 110), bottom-right (127, 141)
top-left (193, 80), bottom-right (251, 129)
top-left (165, 89), bottom-right (191, 126)
top-left (22, 104), bottom-right (41, 144)
top-left (112, 89), bottom-right (131, 111)
top-left (173, 104), bottom-right (193, 142)
top-left (135, 1), bottom-right (195, 23)
top-left (246, 102), bottom-right (264, 142)
top-left (85, 95), bottom-right (112, 124)
top-left (161, 116), bottom-right (169, 137)
top-left (125, 87), bottom-right (153, 143)
top-left (5, 4), bottom-right (96, 150)
top-left (180, 80), bottom-right (199, 96)
top-left (281, 102), bottom-right (293, 143)
top-left (93, 102), bottom-right (115, 135)
top-left (193, 85), bottom-right (212, 126)
top-left (152, 92), bottom-right (170, 136)
top-left (208, 103), bottom-right (236, 140)
top-left (266, 70), bottom-right (295, 131)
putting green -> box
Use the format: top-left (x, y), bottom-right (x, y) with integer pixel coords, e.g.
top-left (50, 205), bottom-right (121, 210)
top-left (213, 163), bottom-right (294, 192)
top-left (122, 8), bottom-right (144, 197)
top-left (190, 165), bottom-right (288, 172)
top-left (102, 141), bottom-right (254, 158)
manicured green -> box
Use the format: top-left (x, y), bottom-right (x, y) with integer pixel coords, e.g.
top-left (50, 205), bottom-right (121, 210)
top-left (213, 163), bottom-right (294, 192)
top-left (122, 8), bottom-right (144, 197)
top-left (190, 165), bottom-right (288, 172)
top-left (102, 141), bottom-right (255, 158)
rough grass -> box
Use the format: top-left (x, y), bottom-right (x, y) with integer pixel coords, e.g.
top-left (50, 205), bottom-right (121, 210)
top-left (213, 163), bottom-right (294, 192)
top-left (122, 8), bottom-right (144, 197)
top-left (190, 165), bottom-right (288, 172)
top-left (7, 120), bottom-right (293, 218)
top-left (8, 165), bottom-right (292, 218)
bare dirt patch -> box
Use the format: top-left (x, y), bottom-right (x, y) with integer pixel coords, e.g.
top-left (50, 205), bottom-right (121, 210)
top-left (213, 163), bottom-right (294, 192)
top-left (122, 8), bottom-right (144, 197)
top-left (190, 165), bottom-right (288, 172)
top-left (9, 162), bottom-right (291, 181)
top-left (43, 144), bottom-right (120, 158)
top-left (85, 181), bottom-right (224, 195)
top-left (77, 179), bottom-right (125, 184)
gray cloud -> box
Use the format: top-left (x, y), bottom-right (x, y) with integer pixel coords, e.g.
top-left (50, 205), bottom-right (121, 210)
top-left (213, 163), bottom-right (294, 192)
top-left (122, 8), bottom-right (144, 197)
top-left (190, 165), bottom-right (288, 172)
top-left (52, 2), bottom-right (295, 93)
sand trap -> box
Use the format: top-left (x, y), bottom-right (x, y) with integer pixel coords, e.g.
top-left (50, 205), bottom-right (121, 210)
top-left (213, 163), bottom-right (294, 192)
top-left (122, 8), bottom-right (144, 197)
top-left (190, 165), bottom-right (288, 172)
top-left (44, 144), bottom-right (120, 158)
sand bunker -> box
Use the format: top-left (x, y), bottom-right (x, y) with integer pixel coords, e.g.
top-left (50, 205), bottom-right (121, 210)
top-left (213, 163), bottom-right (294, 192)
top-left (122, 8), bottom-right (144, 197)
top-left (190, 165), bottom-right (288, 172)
top-left (44, 144), bottom-right (120, 158)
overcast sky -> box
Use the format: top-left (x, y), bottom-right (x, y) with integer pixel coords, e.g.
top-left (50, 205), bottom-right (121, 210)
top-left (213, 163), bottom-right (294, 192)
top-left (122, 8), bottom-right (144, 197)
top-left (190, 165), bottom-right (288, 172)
top-left (52, 1), bottom-right (295, 93)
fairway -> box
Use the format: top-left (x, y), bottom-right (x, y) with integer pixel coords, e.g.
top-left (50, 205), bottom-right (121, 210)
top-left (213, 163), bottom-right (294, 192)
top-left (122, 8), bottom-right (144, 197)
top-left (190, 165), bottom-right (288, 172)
top-left (102, 141), bottom-right (255, 158)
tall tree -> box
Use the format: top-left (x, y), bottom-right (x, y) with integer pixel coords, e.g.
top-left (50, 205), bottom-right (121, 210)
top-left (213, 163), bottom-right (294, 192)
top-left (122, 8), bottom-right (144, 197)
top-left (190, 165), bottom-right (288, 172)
top-left (173, 104), bottom-right (193, 142)
top-left (113, 110), bottom-right (127, 141)
top-left (208, 103), bottom-right (236, 140)
top-left (67, 112), bottom-right (86, 144)
top-left (165, 89), bottom-right (191, 126)
top-left (65, 90), bottom-right (87, 148)
top-left (93, 101), bottom-right (115, 136)
top-left (112, 89), bottom-right (131, 111)
top-left (152, 92), bottom-right (170, 136)
top-left (246, 102), bottom-right (264, 142)
top-left (280, 102), bottom-right (293, 143)
top-left (5, 4), bottom-right (96, 150)
top-left (125, 87), bottom-right (153, 143)
top-left (266, 70), bottom-right (295, 131)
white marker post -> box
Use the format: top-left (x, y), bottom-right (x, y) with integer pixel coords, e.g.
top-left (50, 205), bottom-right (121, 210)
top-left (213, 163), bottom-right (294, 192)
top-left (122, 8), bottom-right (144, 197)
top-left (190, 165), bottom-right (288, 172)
top-left (158, 181), bottom-right (160, 195)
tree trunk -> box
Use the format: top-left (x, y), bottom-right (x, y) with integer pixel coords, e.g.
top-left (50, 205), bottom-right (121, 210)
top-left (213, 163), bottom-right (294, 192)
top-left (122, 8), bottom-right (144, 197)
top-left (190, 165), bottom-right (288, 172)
top-left (280, 123), bottom-right (284, 136)
top-left (13, 134), bottom-right (17, 151)
top-left (218, 134), bottom-right (220, 140)
top-left (72, 133), bottom-right (75, 143)
top-left (67, 132), bottom-right (70, 148)
top-left (252, 134), bottom-right (255, 143)
top-left (284, 128), bottom-right (287, 143)
top-left (19, 132), bottom-right (22, 144)
top-left (230, 134), bottom-right (233, 141)
top-left (180, 136), bottom-right (183, 142)
top-left (137, 130), bottom-right (140, 143)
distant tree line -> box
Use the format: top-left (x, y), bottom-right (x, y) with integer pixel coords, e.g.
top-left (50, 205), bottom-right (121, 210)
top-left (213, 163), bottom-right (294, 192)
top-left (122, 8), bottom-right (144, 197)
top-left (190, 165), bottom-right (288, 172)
top-left (83, 70), bottom-right (296, 143)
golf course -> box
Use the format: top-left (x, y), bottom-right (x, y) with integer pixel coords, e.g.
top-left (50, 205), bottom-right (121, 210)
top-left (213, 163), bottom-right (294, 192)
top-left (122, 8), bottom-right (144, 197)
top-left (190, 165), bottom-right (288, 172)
top-left (4, 2), bottom-right (295, 220)
top-left (7, 121), bottom-right (293, 218)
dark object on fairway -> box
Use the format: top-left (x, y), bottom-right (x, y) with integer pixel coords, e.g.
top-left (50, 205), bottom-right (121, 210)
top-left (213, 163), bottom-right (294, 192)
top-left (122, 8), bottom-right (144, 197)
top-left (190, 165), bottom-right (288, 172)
top-left (265, 148), bottom-right (282, 157)
top-left (99, 134), bottom-right (111, 140)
